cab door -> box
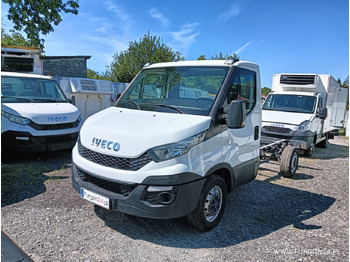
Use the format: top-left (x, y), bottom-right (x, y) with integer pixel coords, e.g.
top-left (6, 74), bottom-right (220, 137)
top-left (221, 68), bottom-right (261, 187)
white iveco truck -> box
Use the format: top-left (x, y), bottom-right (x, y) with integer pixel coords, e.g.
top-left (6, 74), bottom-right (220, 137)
top-left (262, 74), bottom-right (348, 157)
top-left (72, 59), bottom-right (262, 231)
top-left (1, 72), bottom-right (82, 162)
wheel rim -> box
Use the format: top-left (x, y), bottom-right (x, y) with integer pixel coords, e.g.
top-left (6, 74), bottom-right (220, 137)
top-left (291, 152), bottom-right (298, 173)
top-left (204, 186), bottom-right (223, 222)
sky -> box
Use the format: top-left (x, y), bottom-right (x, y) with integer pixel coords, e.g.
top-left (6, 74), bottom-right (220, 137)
top-left (1, 0), bottom-right (349, 88)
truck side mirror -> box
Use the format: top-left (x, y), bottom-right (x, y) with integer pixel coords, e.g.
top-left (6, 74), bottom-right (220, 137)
top-left (317, 107), bottom-right (327, 119)
top-left (225, 100), bottom-right (246, 129)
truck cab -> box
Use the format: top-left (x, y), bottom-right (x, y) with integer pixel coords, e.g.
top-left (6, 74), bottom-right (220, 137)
top-left (262, 74), bottom-right (348, 157)
top-left (1, 71), bottom-right (82, 161)
top-left (72, 59), bottom-right (261, 231)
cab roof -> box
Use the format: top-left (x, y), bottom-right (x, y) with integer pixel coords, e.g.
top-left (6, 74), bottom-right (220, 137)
top-left (144, 60), bottom-right (259, 69)
top-left (1, 71), bottom-right (53, 79)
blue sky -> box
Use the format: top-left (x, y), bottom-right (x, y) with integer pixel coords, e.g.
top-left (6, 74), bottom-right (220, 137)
top-left (1, 0), bottom-right (349, 88)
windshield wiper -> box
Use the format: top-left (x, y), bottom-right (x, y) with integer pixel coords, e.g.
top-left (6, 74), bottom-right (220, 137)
top-left (1, 96), bottom-right (34, 102)
top-left (119, 100), bottom-right (141, 110)
top-left (32, 98), bottom-right (64, 102)
top-left (153, 104), bottom-right (184, 114)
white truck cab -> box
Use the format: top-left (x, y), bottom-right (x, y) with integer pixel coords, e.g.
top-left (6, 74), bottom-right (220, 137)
top-left (1, 71), bottom-right (82, 161)
top-left (262, 74), bottom-right (348, 156)
top-left (72, 59), bottom-right (261, 231)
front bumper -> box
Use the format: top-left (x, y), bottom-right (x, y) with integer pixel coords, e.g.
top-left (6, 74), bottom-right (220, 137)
top-left (261, 127), bottom-right (314, 150)
top-left (72, 163), bottom-right (206, 219)
top-left (2, 131), bottom-right (79, 153)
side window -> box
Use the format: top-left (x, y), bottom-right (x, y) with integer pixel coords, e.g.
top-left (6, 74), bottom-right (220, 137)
top-left (227, 69), bottom-right (257, 115)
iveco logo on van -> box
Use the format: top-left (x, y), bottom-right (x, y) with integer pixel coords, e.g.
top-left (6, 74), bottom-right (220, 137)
top-left (92, 137), bottom-right (120, 151)
top-left (48, 116), bottom-right (68, 122)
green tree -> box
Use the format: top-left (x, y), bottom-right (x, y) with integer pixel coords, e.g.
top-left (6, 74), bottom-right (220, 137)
top-left (342, 76), bottom-right (349, 87)
top-left (1, 28), bottom-right (33, 47)
top-left (197, 52), bottom-right (240, 60)
top-left (109, 32), bottom-right (184, 83)
top-left (3, 0), bottom-right (79, 50)
top-left (86, 68), bottom-right (111, 81)
top-left (261, 87), bottom-right (271, 96)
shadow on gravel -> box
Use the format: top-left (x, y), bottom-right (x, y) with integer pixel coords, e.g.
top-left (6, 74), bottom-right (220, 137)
top-left (95, 180), bottom-right (335, 249)
top-left (1, 149), bottom-right (72, 207)
top-left (314, 142), bottom-right (349, 160)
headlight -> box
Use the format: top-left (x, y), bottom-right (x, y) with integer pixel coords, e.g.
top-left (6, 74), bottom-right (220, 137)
top-left (297, 120), bottom-right (311, 131)
top-left (148, 131), bottom-right (206, 162)
top-left (1, 110), bottom-right (31, 125)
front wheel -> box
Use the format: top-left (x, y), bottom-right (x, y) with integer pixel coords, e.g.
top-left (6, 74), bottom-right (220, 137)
top-left (280, 145), bottom-right (299, 178)
top-left (186, 175), bottom-right (227, 232)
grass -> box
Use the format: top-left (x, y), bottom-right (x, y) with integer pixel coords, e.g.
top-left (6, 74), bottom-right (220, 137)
top-left (256, 216), bottom-right (268, 223)
top-left (2, 162), bottom-right (52, 195)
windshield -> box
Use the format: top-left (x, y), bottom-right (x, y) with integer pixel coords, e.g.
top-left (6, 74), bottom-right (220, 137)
top-left (1, 75), bottom-right (67, 103)
top-left (116, 66), bottom-right (229, 116)
top-left (262, 94), bottom-right (316, 114)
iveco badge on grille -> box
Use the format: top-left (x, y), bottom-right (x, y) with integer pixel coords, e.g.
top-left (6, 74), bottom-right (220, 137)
top-left (91, 137), bottom-right (120, 151)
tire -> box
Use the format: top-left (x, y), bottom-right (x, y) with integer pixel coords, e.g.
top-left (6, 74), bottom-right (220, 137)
top-left (280, 145), bottom-right (299, 178)
top-left (186, 175), bottom-right (227, 232)
top-left (304, 141), bottom-right (315, 157)
top-left (318, 133), bottom-right (329, 148)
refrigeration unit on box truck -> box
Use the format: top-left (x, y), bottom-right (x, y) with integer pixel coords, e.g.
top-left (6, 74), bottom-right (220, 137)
top-left (1, 71), bottom-right (82, 162)
top-left (72, 59), bottom-right (263, 231)
top-left (262, 73), bottom-right (348, 157)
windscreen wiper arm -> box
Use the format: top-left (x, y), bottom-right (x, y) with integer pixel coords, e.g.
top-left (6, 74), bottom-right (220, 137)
top-left (155, 104), bottom-right (184, 114)
top-left (118, 100), bottom-right (141, 110)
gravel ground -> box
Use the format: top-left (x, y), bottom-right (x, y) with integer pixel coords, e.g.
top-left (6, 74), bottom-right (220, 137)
top-left (1, 136), bottom-right (349, 262)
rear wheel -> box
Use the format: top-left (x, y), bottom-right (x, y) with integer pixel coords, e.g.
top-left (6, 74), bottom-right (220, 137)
top-left (304, 141), bottom-right (315, 157)
top-left (186, 175), bottom-right (227, 232)
top-left (318, 133), bottom-right (329, 148)
top-left (280, 145), bottom-right (299, 178)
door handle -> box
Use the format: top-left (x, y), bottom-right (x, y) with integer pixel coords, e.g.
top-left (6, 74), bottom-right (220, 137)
top-left (254, 126), bottom-right (259, 140)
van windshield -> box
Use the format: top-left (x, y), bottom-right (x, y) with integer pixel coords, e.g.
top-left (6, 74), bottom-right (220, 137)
top-left (116, 66), bottom-right (229, 116)
top-left (1, 75), bottom-right (67, 103)
top-left (262, 94), bottom-right (316, 114)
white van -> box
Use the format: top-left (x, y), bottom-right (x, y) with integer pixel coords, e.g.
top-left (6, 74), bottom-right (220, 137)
top-left (262, 74), bottom-right (348, 156)
top-left (72, 60), bottom-right (262, 231)
top-left (1, 72), bottom-right (82, 161)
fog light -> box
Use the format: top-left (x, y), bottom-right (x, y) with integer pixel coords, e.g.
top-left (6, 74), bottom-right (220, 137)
top-left (144, 186), bottom-right (177, 205)
top-left (157, 192), bottom-right (175, 205)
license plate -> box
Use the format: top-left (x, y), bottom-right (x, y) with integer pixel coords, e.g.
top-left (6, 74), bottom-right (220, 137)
top-left (80, 188), bottom-right (110, 209)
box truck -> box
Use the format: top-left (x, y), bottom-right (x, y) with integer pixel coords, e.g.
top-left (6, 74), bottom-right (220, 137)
top-left (1, 71), bottom-right (82, 162)
top-left (262, 74), bottom-right (348, 156)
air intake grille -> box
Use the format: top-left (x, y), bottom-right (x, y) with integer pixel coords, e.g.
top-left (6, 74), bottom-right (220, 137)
top-left (280, 75), bottom-right (315, 85)
top-left (29, 119), bottom-right (80, 131)
top-left (78, 140), bottom-right (152, 171)
top-left (263, 126), bottom-right (292, 134)
top-left (77, 167), bottom-right (137, 196)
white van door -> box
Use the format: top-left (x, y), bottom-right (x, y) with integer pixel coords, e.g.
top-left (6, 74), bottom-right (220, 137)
top-left (221, 68), bottom-right (261, 186)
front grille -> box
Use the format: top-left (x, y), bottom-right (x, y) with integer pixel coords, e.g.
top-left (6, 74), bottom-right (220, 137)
top-left (263, 126), bottom-right (292, 134)
top-left (280, 75), bottom-right (315, 85)
top-left (78, 140), bottom-right (152, 171)
top-left (77, 167), bottom-right (137, 196)
top-left (29, 119), bottom-right (80, 131)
